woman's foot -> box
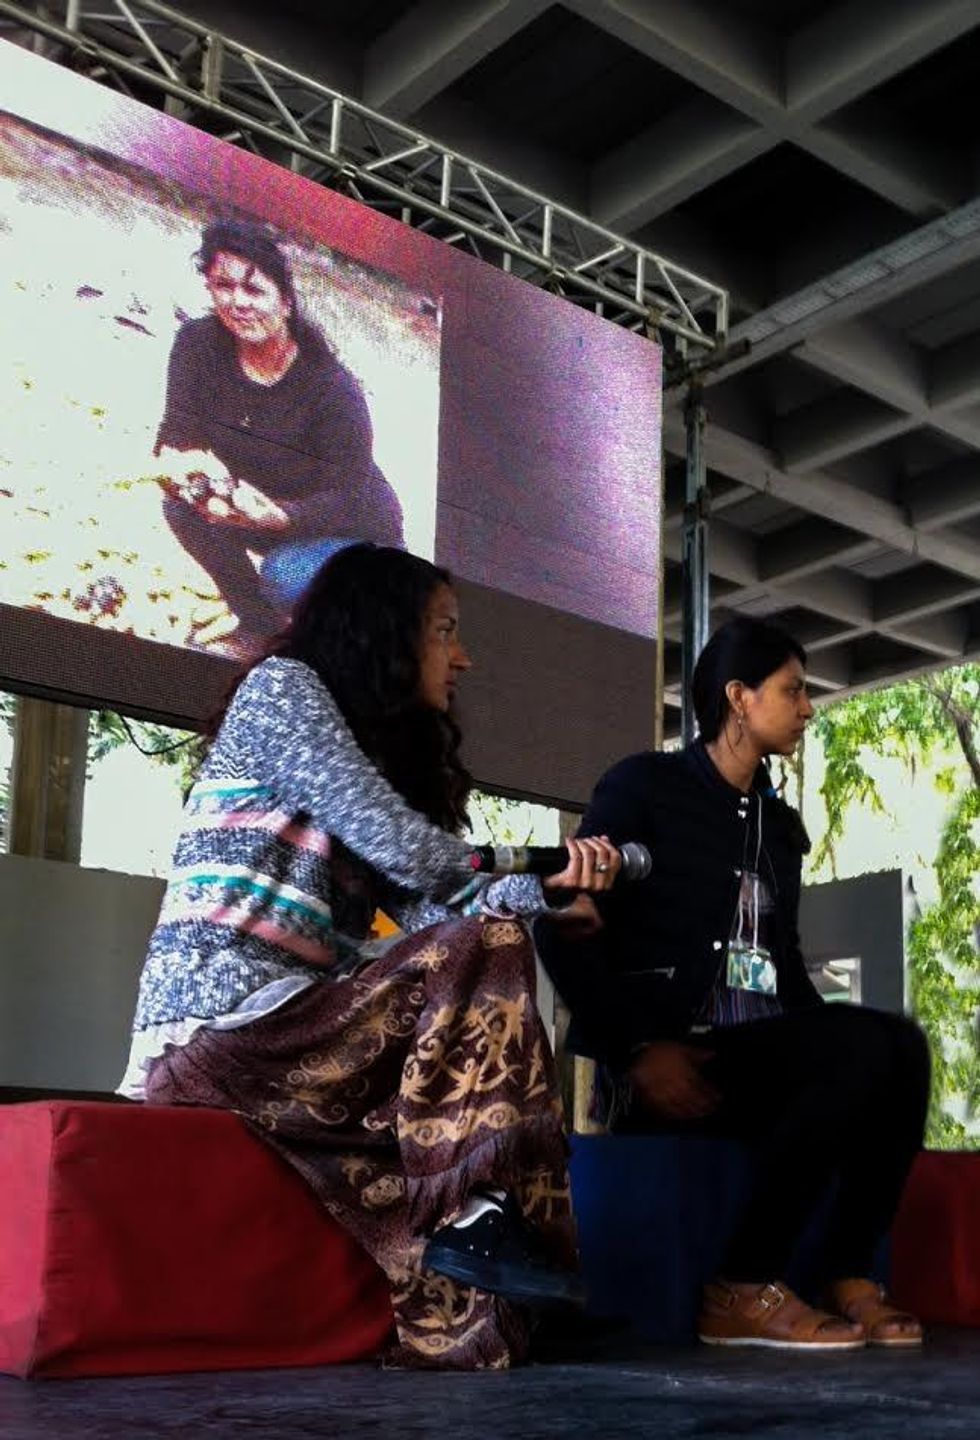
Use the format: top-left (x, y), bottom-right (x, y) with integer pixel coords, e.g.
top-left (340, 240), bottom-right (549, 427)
top-left (825, 1278), bottom-right (923, 1347)
top-left (699, 1279), bottom-right (866, 1350)
top-left (423, 1194), bottom-right (584, 1309)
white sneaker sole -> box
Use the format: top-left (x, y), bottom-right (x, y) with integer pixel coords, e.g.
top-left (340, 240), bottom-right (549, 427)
top-left (699, 1334), bottom-right (866, 1351)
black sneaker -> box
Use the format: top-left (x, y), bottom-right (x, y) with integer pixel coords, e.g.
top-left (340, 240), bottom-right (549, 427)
top-left (422, 1199), bottom-right (585, 1308)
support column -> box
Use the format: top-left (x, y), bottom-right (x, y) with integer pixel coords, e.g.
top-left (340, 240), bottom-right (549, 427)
top-left (7, 697), bottom-right (89, 862)
top-left (681, 381), bottom-right (710, 745)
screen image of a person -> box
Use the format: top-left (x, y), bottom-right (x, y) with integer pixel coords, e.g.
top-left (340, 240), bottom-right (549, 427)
top-left (155, 220), bottom-right (405, 650)
top-left (537, 616), bottom-right (927, 1352)
top-left (120, 542), bottom-right (621, 1369)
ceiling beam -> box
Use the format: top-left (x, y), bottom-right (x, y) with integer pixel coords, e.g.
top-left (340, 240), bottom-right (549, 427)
top-left (639, 213), bottom-right (768, 315)
top-left (757, 519), bottom-right (879, 584)
top-left (580, 0), bottom-right (974, 229)
top-left (413, 92), bottom-right (589, 208)
top-left (929, 330), bottom-right (980, 411)
top-left (796, 316), bottom-right (980, 453)
top-left (663, 480), bottom-right (759, 532)
top-left (844, 637), bottom-right (980, 696)
top-left (663, 414), bottom-right (906, 541)
top-left (904, 458), bottom-right (980, 531)
top-left (662, 413), bottom-right (980, 585)
top-left (661, 515), bottom-right (758, 588)
top-left (774, 390), bottom-right (911, 472)
top-left (802, 106), bottom-right (965, 216)
top-left (721, 200), bottom-right (980, 383)
top-left (665, 563), bottom-right (874, 631)
top-left (665, 587), bottom-right (970, 666)
top-left (801, 643), bottom-right (854, 689)
top-left (364, 0), bottom-right (550, 119)
top-left (798, 317), bottom-right (926, 410)
top-left (875, 570), bottom-right (980, 625)
top-left (178, 0), bottom-right (360, 94)
top-left (880, 608), bottom-right (971, 658)
top-left (785, 0), bottom-right (980, 117)
top-left (590, 97), bottom-right (769, 233)
top-left (566, 0), bottom-right (782, 120)
top-left (793, 568), bottom-right (876, 626)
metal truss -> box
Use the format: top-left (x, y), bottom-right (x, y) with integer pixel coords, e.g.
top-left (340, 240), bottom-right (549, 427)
top-left (0, 0), bottom-right (729, 372)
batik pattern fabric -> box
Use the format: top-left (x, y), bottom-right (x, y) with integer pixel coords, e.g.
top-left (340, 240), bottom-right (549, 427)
top-left (144, 913), bottom-right (575, 1371)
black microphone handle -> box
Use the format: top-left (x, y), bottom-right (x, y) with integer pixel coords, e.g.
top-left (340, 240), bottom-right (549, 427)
top-left (467, 842), bottom-right (651, 882)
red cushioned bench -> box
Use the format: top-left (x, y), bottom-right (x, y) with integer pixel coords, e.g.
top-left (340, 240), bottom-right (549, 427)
top-left (890, 1149), bottom-right (980, 1327)
top-left (0, 1101), bottom-right (393, 1379)
top-left (1, 1102), bottom-right (975, 1379)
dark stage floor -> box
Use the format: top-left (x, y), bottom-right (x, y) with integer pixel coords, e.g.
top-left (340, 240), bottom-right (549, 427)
top-left (2, 1330), bottom-right (978, 1440)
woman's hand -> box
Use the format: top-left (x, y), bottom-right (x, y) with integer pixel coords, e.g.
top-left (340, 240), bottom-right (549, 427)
top-left (542, 835), bottom-right (621, 893)
top-left (629, 1041), bottom-right (720, 1120)
top-left (544, 892), bottom-right (605, 936)
top-left (157, 446), bottom-right (231, 504)
top-left (225, 478), bottom-right (289, 530)
top-left (157, 449), bottom-right (288, 530)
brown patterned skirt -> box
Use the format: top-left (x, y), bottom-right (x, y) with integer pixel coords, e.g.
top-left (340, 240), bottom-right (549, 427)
top-left (144, 914), bottom-right (576, 1369)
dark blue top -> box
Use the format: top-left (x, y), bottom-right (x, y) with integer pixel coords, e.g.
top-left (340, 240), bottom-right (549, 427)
top-left (536, 741), bottom-right (821, 1066)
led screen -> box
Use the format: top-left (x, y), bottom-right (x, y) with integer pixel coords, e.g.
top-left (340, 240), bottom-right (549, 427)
top-left (0, 40), bottom-right (661, 724)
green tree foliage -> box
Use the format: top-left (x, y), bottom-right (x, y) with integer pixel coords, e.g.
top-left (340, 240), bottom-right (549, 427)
top-left (0, 697), bottom-right (200, 851)
top-left (86, 710), bottom-right (200, 796)
top-left (468, 790), bottom-right (535, 845)
top-left (810, 665), bottom-right (980, 1147)
top-left (91, 714), bottom-right (204, 816)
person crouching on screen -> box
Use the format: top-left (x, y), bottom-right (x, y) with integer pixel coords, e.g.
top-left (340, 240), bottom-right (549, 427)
top-left (154, 219), bottom-right (405, 654)
top-left (120, 543), bottom-right (621, 1370)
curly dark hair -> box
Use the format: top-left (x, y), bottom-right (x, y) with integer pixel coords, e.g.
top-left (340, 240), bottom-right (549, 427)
top-left (207, 544), bottom-right (472, 833)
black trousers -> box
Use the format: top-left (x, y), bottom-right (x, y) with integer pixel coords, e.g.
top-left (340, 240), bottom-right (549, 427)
top-left (617, 1004), bottom-right (930, 1285)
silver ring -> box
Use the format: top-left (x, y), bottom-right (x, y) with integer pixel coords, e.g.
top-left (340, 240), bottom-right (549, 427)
top-left (596, 862), bottom-right (610, 873)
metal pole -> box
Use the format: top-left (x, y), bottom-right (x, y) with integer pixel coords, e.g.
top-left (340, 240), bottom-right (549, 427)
top-left (681, 381), bottom-right (709, 745)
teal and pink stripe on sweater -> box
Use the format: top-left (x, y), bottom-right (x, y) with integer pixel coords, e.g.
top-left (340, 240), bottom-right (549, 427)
top-left (182, 776), bottom-right (332, 857)
top-left (161, 864), bottom-right (337, 965)
top-left (181, 805), bottom-right (332, 856)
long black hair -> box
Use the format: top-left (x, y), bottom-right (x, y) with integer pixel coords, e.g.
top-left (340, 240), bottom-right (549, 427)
top-left (208, 544), bottom-right (472, 833)
top-left (196, 218), bottom-right (333, 361)
top-left (691, 616), bottom-right (807, 743)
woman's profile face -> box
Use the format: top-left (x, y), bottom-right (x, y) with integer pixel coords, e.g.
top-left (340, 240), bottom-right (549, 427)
top-left (205, 250), bottom-right (291, 346)
top-left (739, 655), bottom-right (814, 757)
top-left (417, 584), bottom-right (472, 713)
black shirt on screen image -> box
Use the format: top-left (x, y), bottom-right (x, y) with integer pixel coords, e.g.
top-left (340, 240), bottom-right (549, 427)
top-left (157, 315), bottom-right (404, 544)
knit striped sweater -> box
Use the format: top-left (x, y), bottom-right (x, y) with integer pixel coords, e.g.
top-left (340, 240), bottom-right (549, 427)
top-left (131, 657), bottom-right (548, 1032)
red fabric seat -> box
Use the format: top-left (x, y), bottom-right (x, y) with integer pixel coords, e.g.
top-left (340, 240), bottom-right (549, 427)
top-left (0, 1101), bottom-right (393, 1378)
top-left (890, 1150), bottom-right (980, 1326)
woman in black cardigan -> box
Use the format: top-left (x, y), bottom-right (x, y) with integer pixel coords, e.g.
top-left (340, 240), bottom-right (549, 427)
top-left (538, 616), bottom-right (927, 1351)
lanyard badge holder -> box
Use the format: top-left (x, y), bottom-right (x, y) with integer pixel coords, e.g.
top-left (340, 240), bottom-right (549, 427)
top-left (726, 795), bottom-right (778, 996)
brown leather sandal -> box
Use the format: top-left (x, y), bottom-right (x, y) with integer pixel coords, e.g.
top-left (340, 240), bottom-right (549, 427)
top-left (699, 1280), bottom-right (866, 1350)
top-left (826, 1278), bottom-right (923, 1348)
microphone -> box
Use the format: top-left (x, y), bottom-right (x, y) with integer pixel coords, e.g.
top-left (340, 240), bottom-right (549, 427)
top-left (467, 842), bottom-right (652, 882)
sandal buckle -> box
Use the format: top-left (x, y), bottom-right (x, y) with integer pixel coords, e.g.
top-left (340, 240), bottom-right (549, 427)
top-left (758, 1282), bottom-right (785, 1312)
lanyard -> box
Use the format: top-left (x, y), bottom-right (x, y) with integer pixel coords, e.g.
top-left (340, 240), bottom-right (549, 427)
top-left (735, 792), bottom-right (764, 949)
